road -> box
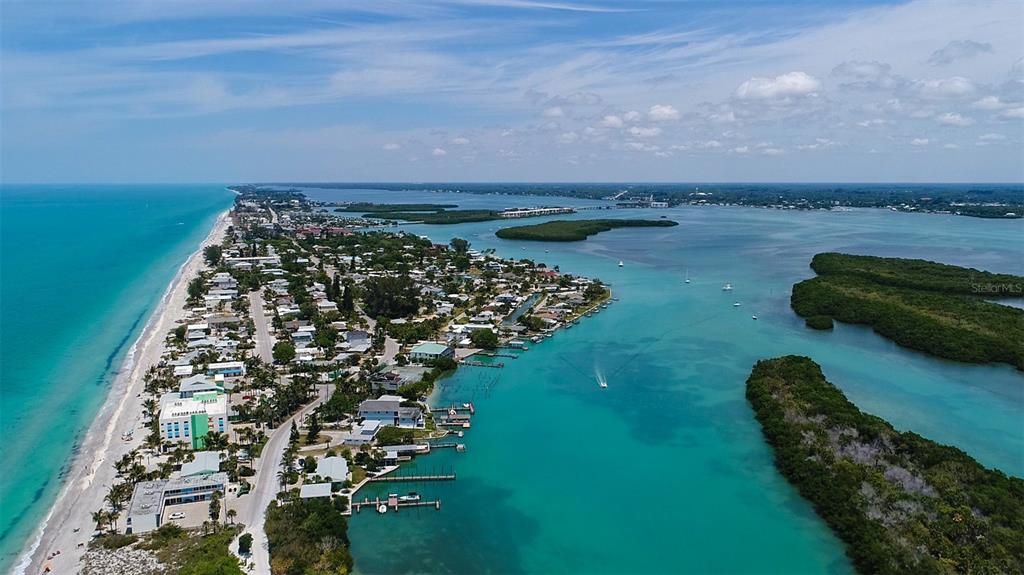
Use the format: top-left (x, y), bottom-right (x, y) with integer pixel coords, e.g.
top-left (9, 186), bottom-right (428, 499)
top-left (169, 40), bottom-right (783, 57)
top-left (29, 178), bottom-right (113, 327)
top-left (236, 381), bottom-right (331, 575)
top-left (359, 305), bottom-right (400, 365)
top-left (249, 290), bottom-right (275, 362)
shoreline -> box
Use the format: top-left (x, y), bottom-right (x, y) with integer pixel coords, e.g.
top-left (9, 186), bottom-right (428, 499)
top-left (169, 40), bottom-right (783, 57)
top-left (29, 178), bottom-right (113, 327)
top-left (15, 210), bottom-right (232, 575)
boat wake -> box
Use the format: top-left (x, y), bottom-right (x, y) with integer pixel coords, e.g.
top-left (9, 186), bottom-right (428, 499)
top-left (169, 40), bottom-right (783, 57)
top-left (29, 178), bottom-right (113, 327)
top-left (595, 366), bottom-right (608, 389)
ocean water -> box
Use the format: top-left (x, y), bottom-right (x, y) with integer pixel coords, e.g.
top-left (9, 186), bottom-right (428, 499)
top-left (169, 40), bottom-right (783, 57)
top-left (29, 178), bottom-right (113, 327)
top-left (0, 185), bottom-right (232, 571)
top-left (305, 189), bottom-right (1024, 574)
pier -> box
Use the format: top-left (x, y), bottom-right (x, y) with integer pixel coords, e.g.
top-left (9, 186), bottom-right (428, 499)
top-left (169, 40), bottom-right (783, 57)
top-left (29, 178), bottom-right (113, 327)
top-left (461, 360), bottom-right (504, 368)
top-left (368, 473), bottom-right (456, 482)
top-left (351, 496), bottom-right (442, 513)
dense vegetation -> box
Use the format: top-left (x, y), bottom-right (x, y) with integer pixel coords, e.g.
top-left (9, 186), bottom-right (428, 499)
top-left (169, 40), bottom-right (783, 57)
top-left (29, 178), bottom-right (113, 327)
top-left (746, 356), bottom-right (1024, 575)
top-left (791, 253), bottom-right (1024, 369)
top-left (361, 275), bottom-right (420, 319)
top-left (257, 182), bottom-right (1024, 219)
top-left (265, 497), bottom-right (352, 575)
top-left (495, 219), bottom-right (678, 241)
top-left (333, 202), bottom-right (502, 224)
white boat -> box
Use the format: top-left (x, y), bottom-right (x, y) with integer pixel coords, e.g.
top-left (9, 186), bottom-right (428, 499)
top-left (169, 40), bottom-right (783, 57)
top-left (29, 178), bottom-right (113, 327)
top-left (752, 315), bottom-right (758, 320)
top-left (722, 283), bottom-right (733, 291)
top-left (618, 260), bottom-right (624, 267)
top-left (596, 371), bottom-right (608, 388)
top-left (398, 492), bottom-right (421, 503)
top-left (733, 302), bottom-right (742, 307)
top-left (377, 504), bottom-right (387, 514)
top-left (684, 269), bottom-right (690, 284)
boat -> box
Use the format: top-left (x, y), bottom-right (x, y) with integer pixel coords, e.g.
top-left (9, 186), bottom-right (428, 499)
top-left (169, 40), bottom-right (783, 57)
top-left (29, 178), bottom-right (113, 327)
top-left (618, 260), bottom-right (624, 267)
top-left (752, 315), bottom-right (758, 320)
top-left (722, 283), bottom-right (733, 291)
top-left (565, 323), bottom-right (573, 329)
top-left (733, 302), bottom-right (742, 307)
top-left (398, 492), bottom-right (421, 503)
top-left (684, 269), bottom-right (690, 284)
top-left (597, 372), bottom-right (609, 388)
top-left (457, 431), bottom-right (464, 438)
top-left (377, 504), bottom-right (387, 514)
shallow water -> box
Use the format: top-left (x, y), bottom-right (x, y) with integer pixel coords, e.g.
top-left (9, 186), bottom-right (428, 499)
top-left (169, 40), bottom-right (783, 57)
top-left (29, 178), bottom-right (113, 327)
top-left (304, 189), bottom-right (1024, 574)
top-left (0, 184), bottom-right (232, 571)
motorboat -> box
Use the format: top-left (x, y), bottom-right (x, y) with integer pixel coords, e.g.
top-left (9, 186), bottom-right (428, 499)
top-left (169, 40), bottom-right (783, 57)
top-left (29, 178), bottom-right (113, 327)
top-left (618, 260), bottom-right (624, 267)
top-left (377, 504), bottom-right (387, 514)
top-left (398, 492), bottom-right (421, 503)
top-left (734, 302), bottom-right (742, 307)
top-left (722, 283), bottom-right (733, 291)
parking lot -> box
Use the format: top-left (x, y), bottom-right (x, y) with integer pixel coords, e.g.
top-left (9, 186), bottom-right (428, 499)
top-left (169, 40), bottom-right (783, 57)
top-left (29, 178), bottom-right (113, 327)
top-left (162, 501), bottom-right (213, 529)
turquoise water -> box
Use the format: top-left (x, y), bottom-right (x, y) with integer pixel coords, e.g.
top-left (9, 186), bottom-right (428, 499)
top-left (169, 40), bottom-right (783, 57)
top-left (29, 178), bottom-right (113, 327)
top-left (0, 185), bottom-right (232, 571)
top-left (306, 190), bottom-right (1024, 574)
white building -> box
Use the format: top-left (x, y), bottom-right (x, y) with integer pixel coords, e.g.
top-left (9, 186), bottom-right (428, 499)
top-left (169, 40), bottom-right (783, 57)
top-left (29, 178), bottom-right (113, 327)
top-left (159, 391), bottom-right (228, 450)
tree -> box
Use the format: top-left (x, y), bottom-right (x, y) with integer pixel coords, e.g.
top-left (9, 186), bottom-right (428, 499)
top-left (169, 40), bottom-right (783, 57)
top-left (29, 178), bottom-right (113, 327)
top-left (362, 275), bottom-right (419, 319)
top-left (273, 341), bottom-right (296, 364)
top-left (209, 491), bottom-right (222, 525)
top-left (239, 533), bottom-right (253, 554)
top-left (450, 237), bottom-right (470, 254)
top-left (289, 421), bottom-right (299, 444)
top-left (226, 508), bottom-right (238, 524)
top-left (341, 285), bottom-right (354, 313)
top-left (469, 328), bottom-right (499, 350)
top-left (302, 455), bottom-right (317, 474)
top-left (187, 277), bottom-right (207, 302)
top-left (203, 245), bottom-right (223, 267)
top-left (306, 413), bottom-right (321, 445)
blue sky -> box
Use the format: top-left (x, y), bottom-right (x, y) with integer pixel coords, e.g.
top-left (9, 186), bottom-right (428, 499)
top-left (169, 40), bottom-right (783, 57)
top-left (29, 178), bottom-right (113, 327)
top-left (2, 0), bottom-right (1022, 183)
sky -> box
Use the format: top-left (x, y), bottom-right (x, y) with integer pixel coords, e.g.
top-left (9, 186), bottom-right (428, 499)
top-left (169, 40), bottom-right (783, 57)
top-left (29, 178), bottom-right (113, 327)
top-left (1, 0), bottom-right (1022, 183)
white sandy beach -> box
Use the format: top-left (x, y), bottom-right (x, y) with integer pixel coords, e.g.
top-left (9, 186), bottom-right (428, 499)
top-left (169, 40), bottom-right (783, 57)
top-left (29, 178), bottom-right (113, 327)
top-left (16, 211), bottom-right (231, 575)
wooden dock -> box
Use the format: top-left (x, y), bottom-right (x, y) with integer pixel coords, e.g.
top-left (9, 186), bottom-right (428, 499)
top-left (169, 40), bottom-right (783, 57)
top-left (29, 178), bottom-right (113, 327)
top-left (351, 495), bottom-right (442, 513)
top-left (461, 360), bottom-right (504, 368)
top-left (368, 473), bottom-right (456, 482)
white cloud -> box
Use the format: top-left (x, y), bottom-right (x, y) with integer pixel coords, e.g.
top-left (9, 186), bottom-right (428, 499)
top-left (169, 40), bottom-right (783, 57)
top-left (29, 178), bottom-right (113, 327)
top-left (911, 138), bottom-right (930, 146)
top-left (382, 142), bottom-right (401, 150)
top-left (543, 106), bottom-right (564, 118)
top-left (558, 131), bottom-right (579, 143)
top-left (857, 118), bottom-right (888, 128)
top-left (624, 141), bottom-right (660, 152)
top-left (971, 96), bottom-right (1007, 110)
top-left (936, 112), bottom-right (973, 126)
top-left (648, 104), bottom-right (680, 121)
top-left (915, 77), bottom-right (976, 99)
top-left (943, 143), bottom-right (960, 149)
top-left (628, 126), bottom-right (662, 138)
top-left (452, 136), bottom-right (471, 145)
top-left (978, 133), bottom-right (1006, 140)
top-left (600, 115), bottom-right (623, 128)
top-left (797, 138), bottom-right (838, 150)
top-left (623, 110), bottom-right (641, 122)
top-left (1001, 107), bottom-right (1024, 119)
top-left (761, 147), bottom-right (784, 156)
top-left (698, 140), bottom-right (722, 149)
top-left (431, 147), bottom-right (447, 156)
top-left (732, 146), bottom-right (749, 154)
top-left (928, 40), bottom-right (992, 66)
top-left (735, 71), bottom-right (820, 99)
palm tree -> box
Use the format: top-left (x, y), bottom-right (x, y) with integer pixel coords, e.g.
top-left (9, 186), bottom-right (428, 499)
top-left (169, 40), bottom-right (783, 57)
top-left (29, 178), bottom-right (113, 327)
top-left (226, 509), bottom-right (237, 524)
top-left (91, 509), bottom-right (107, 532)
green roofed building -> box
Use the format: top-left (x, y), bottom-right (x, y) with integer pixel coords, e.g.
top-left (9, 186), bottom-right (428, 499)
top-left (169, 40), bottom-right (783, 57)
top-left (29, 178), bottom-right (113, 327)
top-left (409, 342), bottom-right (454, 363)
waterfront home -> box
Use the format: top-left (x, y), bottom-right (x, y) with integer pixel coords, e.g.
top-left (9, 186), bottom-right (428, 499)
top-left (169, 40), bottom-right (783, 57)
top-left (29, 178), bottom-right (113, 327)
top-left (409, 342), bottom-right (455, 364)
top-left (315, 456), bottom-right (351, 482)
top-left (358, 395), bottom-right (425, 429)
top-left (179, 451), bottom-right (222, 477)
top-left (159, 391), bottom-right (229, 450)
top-left (173, 365), bottom-right (194, 378)
top-left (178, 374), bottom-right (223, 398)
top-left (342, 420), bottom-right (381, 446)
top-left (126, 472), bottom-right (229, 534)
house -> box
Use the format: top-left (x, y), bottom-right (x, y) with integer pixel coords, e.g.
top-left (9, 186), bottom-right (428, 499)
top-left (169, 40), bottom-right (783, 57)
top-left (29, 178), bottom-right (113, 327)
top-left (409, 342), bottom-right (454, 364)
top-left (315, 456), bottom-right (351, 482)
top-left (207, 361), bottom-right (245, 378)
top-left (299, 483), bottom-right (333, 499)
top-left (342, 420), bottom-right (381, 446)
top-left (173, 365), bottom-right (194, 378)
top-left (178, 374), bottom-right (223, 398)
top-left (358, 395), bottom-right (425, 429)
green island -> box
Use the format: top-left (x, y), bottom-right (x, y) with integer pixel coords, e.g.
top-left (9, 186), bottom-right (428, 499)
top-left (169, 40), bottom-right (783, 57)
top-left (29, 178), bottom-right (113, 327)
top-left (333, 202), bottom-right (502, 224)
top-left (791, 253), bottom-right (1024, 369)
top-left (746, 356), bottom-right (1024, 575)
top-left (495, 218), bottom-right (678, 241)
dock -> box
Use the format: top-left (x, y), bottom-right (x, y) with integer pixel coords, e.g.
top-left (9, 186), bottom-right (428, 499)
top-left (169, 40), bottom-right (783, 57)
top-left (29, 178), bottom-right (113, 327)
top-left (351, 495), bottom-right (442, 513)
top-left (461, 360), bottom-right (504, 368)
top-left (368, 473), bottom-right (456, 482)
